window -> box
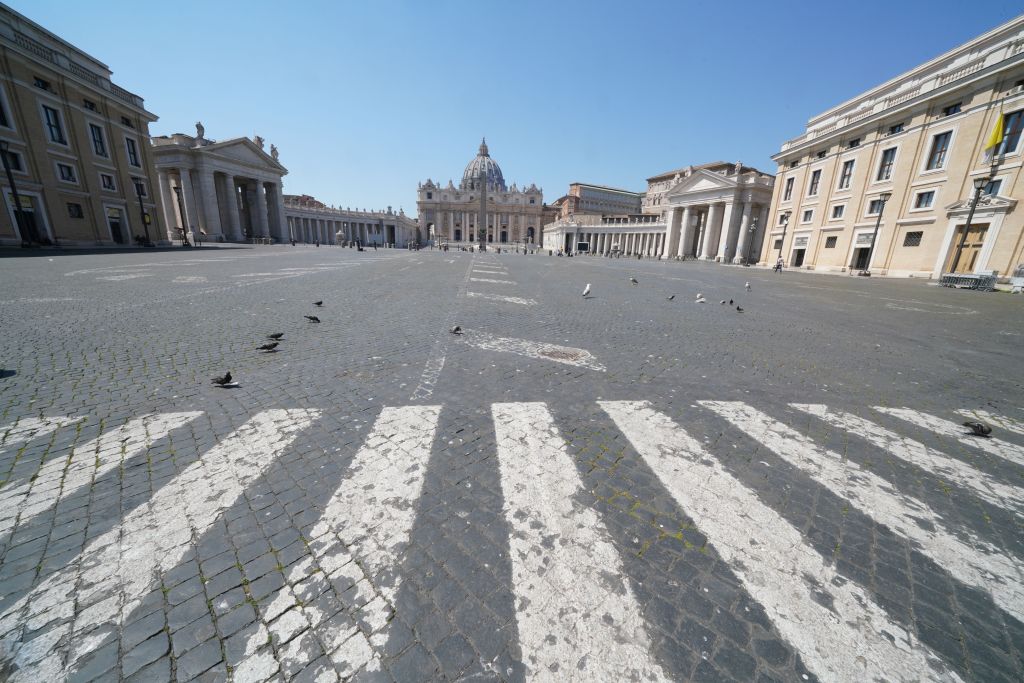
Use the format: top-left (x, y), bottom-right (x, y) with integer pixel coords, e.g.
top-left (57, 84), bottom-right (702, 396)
top-left (808, 170), bottom-right (821, 196)
top-left (816, 150), bottom-right (827, 159)
top-left (997, 109), bottom-right (1023, 154)
top-left (783, 177), bottom-right (794, 200)
top-left (529, 198), bottom-right (535, 204)
top-left (926, 131), bottom-right (952, 170)
top-left (57, 162), bottom-right (77, 182)
top-left (125, 138), bottom-right (140, 166)
top-left (133, 178), bottom-right (148, 197)
top-left (100, 173), bottom-right (116, 191)
top-left (847, 138), bottom-right (861, 148)
top-left (89, 123), bottom-right (107, 157)
top-left (83, 99), bottom-right (97, 111)
top-left (0, 94), bottom-right (8, 128)
top-left (773, 238), bottom-right (783, 249)
top-left (33, 76), bottom-right (51, 91)
top-left (831, 205), bottom-right (845, 219)
top-left (942, 102), bottom-right (961, 117)
top-left (121, 116), bottom-right (134, 129)
top-left (838, 160), bottom-right (855, 189)
top-left (983, 179), bottom-right (1002, 196)
top-left (877, 147), bottom-right (896, 181)
top-left (868, 198), bottom-right (886, 215)
top-left (801, 209), bottom-right (813, 223)
top-left (42, 105), bottom-right (66, 144)
top-left (778, 212), bottom-right (788, 225)
top-left (887, 122), bottom-right (904, 136)
top-left (914, 190), bottom-right (935, 208)
top-left (1, 150), bottom-right (21, 171)
top-left (789, 160), bottom-right (798, 168)
top-left (67, 203), bottom-right (84, 218)
top-left (825, 235), bottom-right (838, 248)
top-left (902, 231), bottom-right (923, 247)
top-left (426, 192), bottom-right (432, 199)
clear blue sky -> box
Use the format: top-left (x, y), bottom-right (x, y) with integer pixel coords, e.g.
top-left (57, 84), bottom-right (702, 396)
top-left (13, 0), bottom-right (1023, 212)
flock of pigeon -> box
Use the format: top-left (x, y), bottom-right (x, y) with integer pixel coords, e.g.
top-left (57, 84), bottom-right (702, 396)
top-left (211, 300), bottom-right (325, 388)
top-left (581, 277), bottom-right (753, 314)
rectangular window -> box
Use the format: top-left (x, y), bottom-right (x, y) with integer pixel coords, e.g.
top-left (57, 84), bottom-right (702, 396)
top-left (57, 162), bottom-right (77, 182)
top-left (816, 150), bottom-right (827, 159)
top-left (942, 102), bottom-right (961, 117)
top-left (926, 131), bottom-right (952, 170)
top-left (42, 105), bottom-right (66, 144)
top-left (121, 116), bottom-right (134, 129)
top-left (831, 205), bottom-right (845, 219)
top-left (67, 202), bottom-right (84, 218)
top-left (983, 179), bottom-right (1002, 196)
top-left (825, 235), bottom-right (838, 248)
top-left (0, 93), bottom-right (8, 128)
top-left (125, 138), bottom-right (140, 166)
top-left (426, 192), bottom-right (432, 199)
top-left (887, 122), bottom-right (904, 136)
top-left (1, 150), bottom-right (21, 171)
top-left (33, 76), bottom-right (51, 91)
top-left (133, 178), bottom-right (148, 197)
top-left (838, 160), bottom-right (854, 189)
top-left (773, 238), bottom-right (783, 249)
top-left (100, 173), bottom-right (116, 190)
top-left (808, 170), bottom-right (821, 196)
top-left (802, 209), bottom-right (813, 223)
top-left (789, 160), bottom-right (798, 168)
top-left (783, 177), bottom-right (794, 200)
top-left (868, 198), bottom-right (886, 215)
top-left (847, 138), bottom-right (860, 148)
top-left (903, 231), bottom-right (923, 247)
top-left (998, 109), bottom-right (1023, 154)
top-left (89, 123), bottom-right (107, 157)
top-left (877, 147), bottom-right (897, 181)
top-left (914, 190), bottom-right (935, 208)
top-left (83, 99), bottom-right (97, 111)
top-left (529, 198), bottom-right (535, 204)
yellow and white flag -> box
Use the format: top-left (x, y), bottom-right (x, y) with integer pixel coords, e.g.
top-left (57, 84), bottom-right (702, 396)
top-left (983, 112), bottom-right (1004, 161)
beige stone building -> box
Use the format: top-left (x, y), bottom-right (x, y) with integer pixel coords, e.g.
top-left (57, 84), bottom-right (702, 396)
top-left (0, 3), bottom-right (164, 247)
top-left (552, 182), bottom-right (643, 220)
top-left (417, 139), bottom-right (543, 246)
top-left (762, 15), bottom-right (1024, 277)
top-left (283, 194), bottom-right (417, 247)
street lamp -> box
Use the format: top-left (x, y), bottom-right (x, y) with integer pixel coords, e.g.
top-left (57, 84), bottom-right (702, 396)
top-left (744, 217), bottom-right (759, 266)
top-left (131, 176), bottom-right (154, 247)
top-left (0, 140), bottom-right (36, 247)
top-left (860, 191), bottom-right (892, 276)
top-left (948, 176), bottom-right (991, 274)
top-left (776, 211), bottom-right (791, 262)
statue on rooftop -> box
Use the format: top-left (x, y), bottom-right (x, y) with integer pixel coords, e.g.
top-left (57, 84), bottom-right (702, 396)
top-left (195, 121), bottom-right (205, 138)
top-left (254, 135), bottom-right (265, 149)
top-left (270, 144), bottom-right (279, 161)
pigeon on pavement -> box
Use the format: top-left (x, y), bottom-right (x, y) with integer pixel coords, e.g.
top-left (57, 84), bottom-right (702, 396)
top-left (962, 421), bottom-right (992, 437)
top-left (257, 342), bottom-right (279, 352)
top-left (745, 282), bottom-right (751, 291)
top-left (720, 300), bottom-right (727, 305)
top-left (629, 277), bottom-right (638, 286)
top-left (305, 315), bottom-right (320, 323)
top-left (267, 333), bottom-right (284, 340)
top-left (211, 371), bottom-right (232, 386)
top-left (729, 299), bottom-right (734, 305)
top-left (450, 325), bottom-right (463, 335)
top-left (582, 283), bottom-right (591, 297)
top-left (736, 305), bottom-right (744, 312)
top-left (313, 301), bottom-right (323, 307)
top-left (667, 294), bottom-right (675, 301)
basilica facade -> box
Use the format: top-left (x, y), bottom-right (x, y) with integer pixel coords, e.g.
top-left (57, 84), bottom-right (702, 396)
top-left (417, 139), bottom-right (543, 245)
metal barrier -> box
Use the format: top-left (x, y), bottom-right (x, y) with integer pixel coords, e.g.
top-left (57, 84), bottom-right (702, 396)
top-left (939, 272), bottom-right (997, 291)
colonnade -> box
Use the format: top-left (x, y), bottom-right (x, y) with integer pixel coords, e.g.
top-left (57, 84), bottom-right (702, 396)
top-left (157, 167), bottom-right (286, 243)
top-left (662, 202), bottom-right (769, 263)
top-left (432, 210), bottom-right (539, 244)
top-left (575, 230), bottom-right (667, 256)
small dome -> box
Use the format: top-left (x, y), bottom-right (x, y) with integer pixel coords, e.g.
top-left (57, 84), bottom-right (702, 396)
top-left (461, 138), bottom-right (506, 191)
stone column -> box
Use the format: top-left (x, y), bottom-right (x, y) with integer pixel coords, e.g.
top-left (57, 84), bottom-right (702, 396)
top-left (733, 202), bottom-right (755, 264)
top-left (198, 169), bottom-right (224, 240)
top-left (221, 175), bottom-right (242, 242)
top-left (677, 206), bottom-right (694, 257)
top-left (717, 200), bottom-right (739, 262)
top-left (155, 170), bottom-right (177, 242)
top-left (661, 207), bottom-right (680, 259)
top-left (254, 180), bottom-right (270, 238)
top-left (701, 204), bottom-right (723, 259)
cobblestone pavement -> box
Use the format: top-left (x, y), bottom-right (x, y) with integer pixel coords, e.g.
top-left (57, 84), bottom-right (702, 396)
top-left (0, 244), bottom-right (1022, 682)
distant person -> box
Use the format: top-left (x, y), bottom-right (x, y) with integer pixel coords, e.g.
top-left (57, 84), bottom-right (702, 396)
top-left (775, 257), bottom-right (784, 273)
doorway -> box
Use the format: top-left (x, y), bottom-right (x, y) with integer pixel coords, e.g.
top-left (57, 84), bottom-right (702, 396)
top-left (454, 229), bottom-right (462, 241)
top-left (852, 247), bottom-right (870, 270)
top-left (106, 207), bottom-right (126, 244)
top-left (945, 223), bottom-right (988, 273)
top-left (792, 249), bottom-right (805, 267)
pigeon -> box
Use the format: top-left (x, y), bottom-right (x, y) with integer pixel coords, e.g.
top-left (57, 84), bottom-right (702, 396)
top-left (696, 292), bottom-right (703, 299)
top-left (720, 300), bottom-right (727, 305)
top-left (305, 315), bottom-right (320, 323)
top-left (211, 371), bottom-right (232, 386)
top-left (629, 277), bottom-right (638, 286)
top-left (257, 342), bottom-right (279, 352)
top-left (666, 294), bottom-right (675, 301)
top-left (962, 421), bottom-right (992, 437)
top-left (729, 299), bottom-right (734, 305)
top-left (695, 297), bottom-right (706, 304)
top-left (736, 305), bottom-right (744, 312)
top-left (313, 300), bottom-right (323, 307)
top-left (267, 333), bottom-right (284, 340)
top-left (745, 282), bottom-right (751, 291)
top-left (450, 325), bottom-right (463, 335)
top-left (582, 283), bottom-right (591, 297)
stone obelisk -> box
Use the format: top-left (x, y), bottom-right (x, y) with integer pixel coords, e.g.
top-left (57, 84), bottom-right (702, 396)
top-left (478, 141), bottom-right (488, 251)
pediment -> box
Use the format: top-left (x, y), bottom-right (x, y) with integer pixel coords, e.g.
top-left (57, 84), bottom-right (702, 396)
top-left (663, 169), bottom-right (737, 199)
top-left (204, 138), bottom-right (287, 173)
top-left (945, 194), bottom-right (1016, 215)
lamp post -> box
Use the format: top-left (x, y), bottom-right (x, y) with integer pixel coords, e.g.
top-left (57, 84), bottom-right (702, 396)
top-left (949, 176), bottom-right (991, 274)
top-left (860, 191), bottom-right (892, 276)
top-left (744, 217), bottom-right (759, 266)
top-left (1, 141), bottom-right (35, 247)
top-left (131, 176), bottom-right (153, 247)
top-left (776, 211), bottom-right (791, 262)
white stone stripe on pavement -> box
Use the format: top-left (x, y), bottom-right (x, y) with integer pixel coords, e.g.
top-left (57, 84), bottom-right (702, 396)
top-left (0, 416), bottom-right (83, 453)
top-left (700, 401), bottom-right (1024, 623)
top-left (875, 408), bottom-right (1024, 467)
top-left (0, 412), bottom-right (202, 541)
top-left (956, 409), bottom-right (1024, 437)
top-left (466, 292), bottom-right (537, 306)
top-left (0, 409), bottom-right (320, 682)
top-left (469, 277), bottom-right (516, 284)
top-left (601, 401), bottom-right (962, 682)
top-left (492, 402), bottom-right (669, 682)
top-left (793, 404), bottom-right (1024, 516)
top-left (233, 405), bottom-right (441, 680)
top-left (461, 331), bottom-right (605, 372)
